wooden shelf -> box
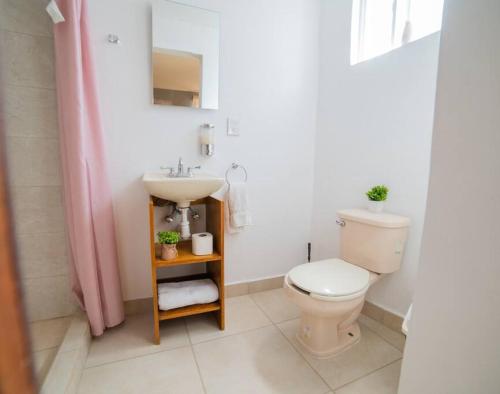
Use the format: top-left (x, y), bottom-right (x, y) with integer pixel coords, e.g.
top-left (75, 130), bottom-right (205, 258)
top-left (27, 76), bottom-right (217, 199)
top-left (154, 240), bottom-right (221, 267)
top-left (158, 302), bottom-right (221, 320)
top-left (149, 195), bottom-right (225, 344)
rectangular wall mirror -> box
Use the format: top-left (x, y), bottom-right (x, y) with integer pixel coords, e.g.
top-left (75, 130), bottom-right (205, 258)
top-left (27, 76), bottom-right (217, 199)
top-left (152, 0), bottom-right (219, 109)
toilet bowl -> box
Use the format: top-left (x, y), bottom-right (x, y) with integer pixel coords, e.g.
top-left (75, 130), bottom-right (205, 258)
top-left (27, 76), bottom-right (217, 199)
top-left (285, 259), bottom-right (381, 358)
top-left (285, 209), bottom-right (410, 358)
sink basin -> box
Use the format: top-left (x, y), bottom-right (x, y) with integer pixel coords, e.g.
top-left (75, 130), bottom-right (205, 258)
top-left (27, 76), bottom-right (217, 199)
top-left (143, 172), bottom-right (225, 207)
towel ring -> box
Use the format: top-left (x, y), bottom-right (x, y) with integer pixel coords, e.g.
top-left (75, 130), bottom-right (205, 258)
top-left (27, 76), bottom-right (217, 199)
top-left (225, 163), bottom-right (248, 184)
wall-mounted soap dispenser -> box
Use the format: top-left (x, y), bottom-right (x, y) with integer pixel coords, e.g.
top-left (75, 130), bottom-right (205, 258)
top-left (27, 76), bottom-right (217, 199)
top-left (200, 123), bottom-right (215, 156)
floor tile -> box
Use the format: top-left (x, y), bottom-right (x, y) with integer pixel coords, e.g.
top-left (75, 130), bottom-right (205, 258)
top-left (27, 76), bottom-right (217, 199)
top-left (32, 347), bottom-right (57, 384)
top-left (335, 360), bottom-right (402, 394)
top-left (277, 319), bottom-right (402, 390)
top-left (251, 288), bottom-right (300, 323)
top-left (30, 316), bottom-right (71, 351)
top-left (185, 295), bottom-right (272, 344)
top-left (42, 348), bottom-right (81, 394)
top-left (193, 325), bottom-right (329, 394)
top-left (79, 347), bottom-right (204, 394)
top-left (358, 314), bottom-right (406, 351)
top-left (59, 313), bottom-right (91, 353)
top-left (86, 313), bottom-right (190, 367)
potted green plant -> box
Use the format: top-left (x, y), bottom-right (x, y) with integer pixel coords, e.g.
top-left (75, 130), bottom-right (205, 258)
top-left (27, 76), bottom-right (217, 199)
top-left (366, 185), bottom-right (389, 213)
top-left (157, 231), bottom-right (180, 260)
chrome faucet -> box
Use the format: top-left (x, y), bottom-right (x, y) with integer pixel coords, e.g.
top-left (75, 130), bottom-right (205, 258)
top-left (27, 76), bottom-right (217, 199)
top-left (177, 157), bottom-right (184, 175)
top-left (161, 157), bottom-right (200, 178)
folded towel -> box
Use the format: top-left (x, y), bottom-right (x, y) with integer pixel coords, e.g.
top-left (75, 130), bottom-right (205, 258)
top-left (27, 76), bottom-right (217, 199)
top-left (158, 279), bottom-right (219, 311)
top-left (226, 182), bottom-right (252, 233)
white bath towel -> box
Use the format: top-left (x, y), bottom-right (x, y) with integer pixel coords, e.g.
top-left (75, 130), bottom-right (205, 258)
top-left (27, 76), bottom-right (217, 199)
top-left (158, 279), bottom-right (219, 311)
top-left (226, 182), bottom-right (252, 233)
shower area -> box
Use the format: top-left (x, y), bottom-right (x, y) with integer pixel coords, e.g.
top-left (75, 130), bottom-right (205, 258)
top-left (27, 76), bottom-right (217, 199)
top-left (1, 2), bottom-right (90, 391)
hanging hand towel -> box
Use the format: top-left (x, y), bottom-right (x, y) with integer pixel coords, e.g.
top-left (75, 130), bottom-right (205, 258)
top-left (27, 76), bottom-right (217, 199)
top-left (226, 182), bottom-right (252, 233)
top-left (157, 279), bottom-right (219, 311)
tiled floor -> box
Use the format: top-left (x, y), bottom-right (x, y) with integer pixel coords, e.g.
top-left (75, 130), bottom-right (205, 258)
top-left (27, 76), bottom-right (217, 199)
top-left (77, 289), bottom-right (405, 393)
top-left (30, 316), bottom-right (71, 384)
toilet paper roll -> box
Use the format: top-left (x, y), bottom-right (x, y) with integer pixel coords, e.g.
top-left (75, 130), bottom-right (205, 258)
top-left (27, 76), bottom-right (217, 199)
top-left (192, 232), bottom-right (213, 255)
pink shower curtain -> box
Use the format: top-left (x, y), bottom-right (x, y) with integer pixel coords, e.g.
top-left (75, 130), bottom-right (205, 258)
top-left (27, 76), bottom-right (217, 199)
top-left (53, 0), bottom-right (124, 335)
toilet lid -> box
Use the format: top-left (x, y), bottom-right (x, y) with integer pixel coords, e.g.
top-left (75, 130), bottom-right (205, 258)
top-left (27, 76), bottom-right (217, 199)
top-left (288, 258), bottom-right (370, 298)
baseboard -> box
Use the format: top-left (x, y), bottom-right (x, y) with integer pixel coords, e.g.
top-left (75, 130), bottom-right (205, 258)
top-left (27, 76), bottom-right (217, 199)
top-left (361, 301), bottom-right (404, 333)
top-left (124, 297), bottom-right (152, 316)
top-left (226, 275), bottom-right (285, 297)
top-left (124, 277), bottom-right (402, 334)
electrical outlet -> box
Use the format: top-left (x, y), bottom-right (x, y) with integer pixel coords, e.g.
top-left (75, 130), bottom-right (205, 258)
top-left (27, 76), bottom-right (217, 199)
top-left (227, 118), bottom-right (240, 136)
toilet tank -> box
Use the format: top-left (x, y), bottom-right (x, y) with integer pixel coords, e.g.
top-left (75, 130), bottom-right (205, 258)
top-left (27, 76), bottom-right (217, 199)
top-left (337, 209), bottom-right (410, 274)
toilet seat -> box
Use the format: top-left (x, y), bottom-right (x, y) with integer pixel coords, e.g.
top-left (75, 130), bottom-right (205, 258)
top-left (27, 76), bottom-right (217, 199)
top-left (288, 258), bottom-right (370, 300)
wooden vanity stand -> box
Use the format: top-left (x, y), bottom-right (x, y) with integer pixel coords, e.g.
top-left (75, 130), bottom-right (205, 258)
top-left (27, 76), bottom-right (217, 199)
top-left (148, 195), bottom-right (225, 344)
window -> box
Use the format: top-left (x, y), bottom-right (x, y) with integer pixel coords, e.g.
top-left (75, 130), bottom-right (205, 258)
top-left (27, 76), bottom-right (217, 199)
top-left (350, 0), bottom-right (444, 65)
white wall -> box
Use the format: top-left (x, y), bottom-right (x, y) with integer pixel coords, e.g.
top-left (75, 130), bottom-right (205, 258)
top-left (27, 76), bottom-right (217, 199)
top-left (87, 0), bottom-right (319, 300)
top-left (399, 1), bottom-right (500, 392)
top-left (311, 1), bottom-right (440, 316)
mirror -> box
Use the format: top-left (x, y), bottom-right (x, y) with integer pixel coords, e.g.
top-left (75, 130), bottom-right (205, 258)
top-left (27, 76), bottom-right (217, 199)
top-left (152, 0), bottom-right (220, 109)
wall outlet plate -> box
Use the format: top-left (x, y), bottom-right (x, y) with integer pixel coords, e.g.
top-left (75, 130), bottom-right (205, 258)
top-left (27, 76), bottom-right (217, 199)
top-left (227, 118), bottom-right (240, 136)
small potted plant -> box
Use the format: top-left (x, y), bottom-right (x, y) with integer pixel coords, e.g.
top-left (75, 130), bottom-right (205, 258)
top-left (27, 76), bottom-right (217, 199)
top-left (366, 185), bottom-right (389, 213)
top-left (157, 231), bottom-right (180, 260)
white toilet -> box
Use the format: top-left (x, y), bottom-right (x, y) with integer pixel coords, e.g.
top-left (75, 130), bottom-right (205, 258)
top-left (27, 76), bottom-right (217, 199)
top-left (285, 209), bottom-right (410, 358)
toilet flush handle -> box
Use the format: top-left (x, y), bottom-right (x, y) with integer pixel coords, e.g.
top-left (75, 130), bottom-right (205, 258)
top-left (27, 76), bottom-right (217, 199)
top-left (336, 219), bottom-right (345, 227)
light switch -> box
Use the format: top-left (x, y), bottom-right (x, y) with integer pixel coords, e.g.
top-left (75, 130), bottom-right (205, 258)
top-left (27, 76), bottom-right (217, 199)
top-left (227, 118), bottom-right (240, 136)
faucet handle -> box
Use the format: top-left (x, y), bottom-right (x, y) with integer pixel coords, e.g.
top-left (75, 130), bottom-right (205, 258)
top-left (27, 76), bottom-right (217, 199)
top-left (160, 166), bottom-right (175, 176)
top-left (187, 165), bottom-right (201, 177)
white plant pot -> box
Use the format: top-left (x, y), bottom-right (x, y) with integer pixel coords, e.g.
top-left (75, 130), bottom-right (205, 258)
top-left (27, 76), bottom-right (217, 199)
top-left (368, 201), bottom-right (384, 213)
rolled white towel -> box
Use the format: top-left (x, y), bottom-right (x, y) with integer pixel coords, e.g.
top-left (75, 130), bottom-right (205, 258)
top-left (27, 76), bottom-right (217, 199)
top-left (158, 279), bottom-right (219, 311)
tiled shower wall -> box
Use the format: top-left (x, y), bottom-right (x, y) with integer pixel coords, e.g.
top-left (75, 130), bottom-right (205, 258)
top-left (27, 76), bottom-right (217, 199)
top-left (0, 0), bottom-right (74, 321)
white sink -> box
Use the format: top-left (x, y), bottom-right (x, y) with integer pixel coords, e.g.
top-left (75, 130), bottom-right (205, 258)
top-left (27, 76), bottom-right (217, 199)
top-left (143, 172), bottom-right (225, 208)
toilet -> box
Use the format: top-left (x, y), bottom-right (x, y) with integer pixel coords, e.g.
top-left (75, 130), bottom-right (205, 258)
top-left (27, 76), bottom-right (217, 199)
top-left (285, 209), bottom-right (410, 358)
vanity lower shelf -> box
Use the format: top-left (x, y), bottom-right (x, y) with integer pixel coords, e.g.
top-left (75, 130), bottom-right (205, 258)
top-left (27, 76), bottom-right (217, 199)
top-left (156, 273), bottom-right (222, 321)
top-left (158, 301), bottom-right (221, 321)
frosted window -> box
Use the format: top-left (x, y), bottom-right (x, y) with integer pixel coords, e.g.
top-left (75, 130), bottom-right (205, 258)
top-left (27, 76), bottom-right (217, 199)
top-left (351, 0), bottom-right (444, 65)
top-left (408, 0), bottom-right (445, 41)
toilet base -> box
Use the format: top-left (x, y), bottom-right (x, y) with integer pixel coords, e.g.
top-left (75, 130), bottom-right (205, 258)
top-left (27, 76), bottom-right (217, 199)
top-left (295, 321), bottom-right (361, 359)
